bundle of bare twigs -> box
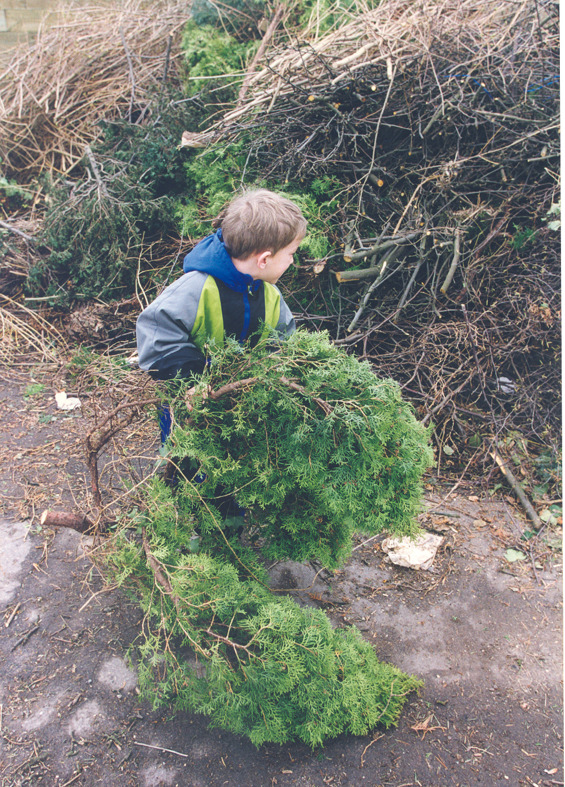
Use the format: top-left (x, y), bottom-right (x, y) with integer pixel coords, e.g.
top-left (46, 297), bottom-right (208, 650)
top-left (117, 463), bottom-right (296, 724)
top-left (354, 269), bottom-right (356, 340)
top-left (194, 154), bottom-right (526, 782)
top-left (230, 0), bottom-right (535, 116)
top-left (0, 0), bottom-right (188, 177)
top-left (220, 0), bottom-right (547, 126)
top-left (0, 216), bottom-right (40, 297)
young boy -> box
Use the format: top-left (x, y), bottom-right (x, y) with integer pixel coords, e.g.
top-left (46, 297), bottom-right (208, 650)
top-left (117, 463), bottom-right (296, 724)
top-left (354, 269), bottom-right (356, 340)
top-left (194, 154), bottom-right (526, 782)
top-left (136, 189), bottom-right (307, 382)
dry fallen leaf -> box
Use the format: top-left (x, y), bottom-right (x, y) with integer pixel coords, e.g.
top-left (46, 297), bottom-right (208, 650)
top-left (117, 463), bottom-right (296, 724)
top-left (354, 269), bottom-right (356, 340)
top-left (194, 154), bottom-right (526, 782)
top-left (382, 533), bottom-right (444, 570)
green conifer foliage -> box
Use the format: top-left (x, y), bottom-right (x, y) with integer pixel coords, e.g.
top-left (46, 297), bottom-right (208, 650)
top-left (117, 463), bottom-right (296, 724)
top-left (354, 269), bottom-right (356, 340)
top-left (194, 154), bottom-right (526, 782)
top-left (180, 22), bottom-right (258, 102)
top-left (105, 330), bottom-right (431, 746)
top-left (106, 489), bottom-right (422, 747)
top-left (169, 329), bottom-right (433, 568)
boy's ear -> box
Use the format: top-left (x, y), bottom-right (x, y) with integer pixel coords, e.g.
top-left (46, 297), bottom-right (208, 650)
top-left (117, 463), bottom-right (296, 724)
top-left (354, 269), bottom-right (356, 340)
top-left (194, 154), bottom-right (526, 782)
top-left (256, 250), bottom-right (271, 269)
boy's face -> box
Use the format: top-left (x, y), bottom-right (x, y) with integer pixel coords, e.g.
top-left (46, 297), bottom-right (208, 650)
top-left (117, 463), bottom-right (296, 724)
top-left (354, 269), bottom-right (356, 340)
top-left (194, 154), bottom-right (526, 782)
top-left (255, 236), bottom-right (302, 284)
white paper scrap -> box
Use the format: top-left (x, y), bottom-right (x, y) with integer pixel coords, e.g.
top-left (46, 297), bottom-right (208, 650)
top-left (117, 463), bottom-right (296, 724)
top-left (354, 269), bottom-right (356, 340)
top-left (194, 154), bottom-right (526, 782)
top-left (381, 532), bottom-right (444, 570)
top-left (55, 391), bottom-right (82, 411)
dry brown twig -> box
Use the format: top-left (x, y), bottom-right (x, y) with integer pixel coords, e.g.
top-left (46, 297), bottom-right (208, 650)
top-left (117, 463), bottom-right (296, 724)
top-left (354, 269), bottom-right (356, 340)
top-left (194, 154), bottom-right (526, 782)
top-left (84, 396), bottom-right (160, 509)
top-left (236, 5), bottom-right (286, 108)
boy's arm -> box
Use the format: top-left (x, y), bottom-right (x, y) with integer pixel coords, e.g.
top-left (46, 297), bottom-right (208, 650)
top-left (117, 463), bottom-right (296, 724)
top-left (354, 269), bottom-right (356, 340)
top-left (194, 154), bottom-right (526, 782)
top-left (136, 272), bottom-right (208, 380)
top-left (275, 292), bottom-right (296, 339)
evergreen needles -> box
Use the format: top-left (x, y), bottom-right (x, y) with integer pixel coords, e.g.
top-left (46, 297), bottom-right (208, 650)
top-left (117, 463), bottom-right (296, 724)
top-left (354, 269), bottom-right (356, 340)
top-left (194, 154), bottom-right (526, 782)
top-left (104, 330), bottom-right (430, 746)
top-left (107, 515), bottom-right (422, 747)
top-left (169, 329), bottom-right (433, 568)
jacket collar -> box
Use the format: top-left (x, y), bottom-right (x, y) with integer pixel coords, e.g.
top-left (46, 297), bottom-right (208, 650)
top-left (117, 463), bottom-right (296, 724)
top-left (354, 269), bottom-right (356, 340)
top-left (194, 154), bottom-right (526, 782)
top-left (183, 229), bottom-right (262, 293)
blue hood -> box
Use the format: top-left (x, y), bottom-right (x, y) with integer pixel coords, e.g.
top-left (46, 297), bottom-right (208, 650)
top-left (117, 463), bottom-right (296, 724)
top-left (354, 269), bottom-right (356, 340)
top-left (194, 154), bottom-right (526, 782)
top-left (183, 229), bottom-right (261, 293)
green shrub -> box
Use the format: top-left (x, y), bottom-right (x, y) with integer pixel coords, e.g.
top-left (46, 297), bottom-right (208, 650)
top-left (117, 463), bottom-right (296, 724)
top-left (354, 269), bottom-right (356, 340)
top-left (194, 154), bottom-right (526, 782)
top-left (26, 93), bottom-right (198, 304)
top-left (96, 96), bottom-right (202, 196)
top-left (175, 140), bottom-right (253, 238)
top-left (175, 140), bottom-right (339, 260)
top-left (28, 174), bottom-right (172, 303)
top-left (0, 175), bottom-right (32, 210)
top-left (191, 0), bottom-right (265, 34)
top-left (105, 331), bottom-right (430, 745)
top-left (167, 329), bottom-right (433, 567)
top-left (107, 511), bottom-right (422, 747)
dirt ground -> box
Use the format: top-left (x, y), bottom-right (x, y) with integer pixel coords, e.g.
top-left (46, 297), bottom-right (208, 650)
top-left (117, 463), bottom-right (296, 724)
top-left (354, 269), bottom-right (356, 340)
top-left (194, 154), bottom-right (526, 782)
top-left (0, 366), bottom-right (562, 787)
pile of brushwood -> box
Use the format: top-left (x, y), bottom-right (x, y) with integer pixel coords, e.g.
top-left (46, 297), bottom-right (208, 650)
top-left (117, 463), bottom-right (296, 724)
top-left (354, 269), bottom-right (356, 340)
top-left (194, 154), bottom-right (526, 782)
top-left (0, 0), bottom-right (559, 499)
top-left (104, 330), bottom-right (432, 746)
top-left (189, 0), bottom-right (560, 487)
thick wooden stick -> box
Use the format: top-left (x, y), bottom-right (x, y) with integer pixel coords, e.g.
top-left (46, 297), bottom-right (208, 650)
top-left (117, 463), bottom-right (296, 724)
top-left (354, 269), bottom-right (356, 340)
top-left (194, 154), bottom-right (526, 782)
top-left (440, 228), bottom-right (462, 294)
top-left (335, 265), bottom-right (383, 283)
top-left (40, 510), bottom-right (95, 533)
top-left (341, 231), bottom-right (421, 265)
top-left (489, 450), bottom-right (542, 529)
top-left (237, 6), bottom-right (285, 107)
top-left (209, 377), bottom-right (258, 400)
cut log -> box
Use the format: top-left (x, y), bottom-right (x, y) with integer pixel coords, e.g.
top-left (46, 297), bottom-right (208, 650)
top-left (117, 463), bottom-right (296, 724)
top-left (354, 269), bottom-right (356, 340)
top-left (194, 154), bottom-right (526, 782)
top-left (40, 510), bottom-right (95, 533)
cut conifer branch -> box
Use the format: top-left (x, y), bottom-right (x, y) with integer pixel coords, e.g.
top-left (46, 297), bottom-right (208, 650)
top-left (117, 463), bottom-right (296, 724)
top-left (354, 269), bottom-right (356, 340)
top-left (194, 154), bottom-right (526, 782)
top-left (105, 449), bottom-right (426, 747)
top-left (164, 329), bottom-right (433, 570)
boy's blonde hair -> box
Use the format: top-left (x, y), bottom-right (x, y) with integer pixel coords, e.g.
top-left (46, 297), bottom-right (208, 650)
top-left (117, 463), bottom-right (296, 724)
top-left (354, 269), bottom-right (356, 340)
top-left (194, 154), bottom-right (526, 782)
top-left (214, 189), bottom-right (307, 259)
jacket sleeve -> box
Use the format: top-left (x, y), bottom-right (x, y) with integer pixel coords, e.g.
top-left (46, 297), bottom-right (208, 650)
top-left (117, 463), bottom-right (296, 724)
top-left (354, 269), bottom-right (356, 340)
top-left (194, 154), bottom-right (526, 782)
top-left (276, 293), bottom-right (296, 339)
top-left (136, 271), bottom-right (208, 380)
